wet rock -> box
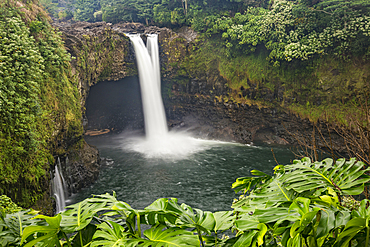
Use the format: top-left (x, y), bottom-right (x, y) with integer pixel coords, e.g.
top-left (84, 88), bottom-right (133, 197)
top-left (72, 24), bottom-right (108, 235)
top-left (101, 157), bottom-right (114, 166)
top-left (164, 87), bottom-right (344, 151)
top-left (56, 21), bottom-right (135, 109)
top-left (61, 141), bottom-right (101, 194)
top-left (112, 22), bottom-right (146, 33)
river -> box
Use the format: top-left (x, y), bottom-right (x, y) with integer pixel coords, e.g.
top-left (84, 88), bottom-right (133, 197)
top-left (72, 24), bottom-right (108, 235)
top-left (69, 134), bottom-right (294, 212)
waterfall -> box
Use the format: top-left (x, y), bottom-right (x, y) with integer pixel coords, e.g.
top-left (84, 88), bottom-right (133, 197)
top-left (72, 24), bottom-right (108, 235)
top-left (128, 34), bottom-right (168, 139)
top-left (52, 158), bottom-right (66, 214)
top-left (147, 35), bottom-right (161, 90)
top-left (126, 34), bottom-right (207, 159)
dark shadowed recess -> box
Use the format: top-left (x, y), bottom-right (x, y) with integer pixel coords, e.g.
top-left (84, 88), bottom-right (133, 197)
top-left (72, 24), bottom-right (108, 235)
top-left (85, 76), bottom-right (144, 132)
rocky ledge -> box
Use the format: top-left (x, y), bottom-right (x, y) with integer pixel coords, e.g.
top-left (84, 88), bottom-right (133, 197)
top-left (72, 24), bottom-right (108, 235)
top-left (53, 141), bottom-right (100, 198)
top-left (165, 91), bottom-right (345, 154)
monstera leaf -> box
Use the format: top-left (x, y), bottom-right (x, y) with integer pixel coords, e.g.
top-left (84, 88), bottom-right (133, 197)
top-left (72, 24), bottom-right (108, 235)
top-left (91, 221), bottom-right (129, 247)
top-left (233, 158), bottom-right (370, 213)
top-left (20, 214), bottom-right (62, 247)
top-left (110, 200), bottom-right (142, 236)
top-left (92, 222), bottom-right (199, 247)
top-left (230, 157), bottom-right (368, 247)
top-left (0, 209), bottom-right (38, 246)
top-left (126, 224), bottom-right (199, 247)
top-left (142, 198), bottom-right (177, 226)
top-left (144, 198), bottom-right (216, 234)
top-left (232, 170), bottom-right (272, 194)
top-left (61, 193), bottom-right (116, 233)
top-left (165, 199), bottom-right (216, 234)
top-left (213, 211), bottom-right (235, 232)
top-left (282, 157), bottom-right (370, 196)
top-left (61, 200), bottom-right (103, 233)
top-left (233, 174), bottom-right (296, 211)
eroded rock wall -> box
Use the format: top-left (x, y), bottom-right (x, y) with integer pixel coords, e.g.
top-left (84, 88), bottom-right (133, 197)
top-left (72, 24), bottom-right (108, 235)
top-left (56, 22), bottom-right (137, 106)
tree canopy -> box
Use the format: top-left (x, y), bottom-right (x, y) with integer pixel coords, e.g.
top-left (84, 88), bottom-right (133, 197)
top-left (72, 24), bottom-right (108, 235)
top-left (41, 0), bottom-right (370, 63)
top-left (211, 0), bottom-right (370, 63)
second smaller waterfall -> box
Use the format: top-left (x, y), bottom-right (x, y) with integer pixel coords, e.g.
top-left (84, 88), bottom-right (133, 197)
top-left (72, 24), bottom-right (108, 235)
top-left (52, 159), bottom-right (66, 214)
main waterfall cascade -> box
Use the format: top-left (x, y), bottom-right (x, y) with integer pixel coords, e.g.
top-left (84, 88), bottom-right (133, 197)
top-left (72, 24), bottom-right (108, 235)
top-left (128, 34), bottom-right (167, 139)
top-left (126, 34), bottom-right (209, 159)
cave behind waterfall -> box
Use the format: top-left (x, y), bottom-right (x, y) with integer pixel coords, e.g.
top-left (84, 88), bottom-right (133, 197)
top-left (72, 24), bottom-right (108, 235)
top-left (85, 76), bottom-right (144, 132)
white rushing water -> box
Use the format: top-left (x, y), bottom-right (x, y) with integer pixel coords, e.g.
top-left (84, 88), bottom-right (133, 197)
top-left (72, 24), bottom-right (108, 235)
top-left (126, 34), bottom-right (208, 159)
top-left (52, 159), bottom-right (66, 213)
top-left (128, 34), bottom-right (168, 138)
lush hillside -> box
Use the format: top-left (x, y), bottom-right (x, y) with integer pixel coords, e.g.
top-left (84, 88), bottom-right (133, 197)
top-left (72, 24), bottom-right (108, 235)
top-left (0, 0), bottom-right (83, 209)
top-left (47, 0), bottom-right (370, 121)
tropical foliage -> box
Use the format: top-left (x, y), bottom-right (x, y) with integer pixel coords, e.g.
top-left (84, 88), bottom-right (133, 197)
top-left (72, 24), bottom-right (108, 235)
top-left (212, 0), bottom-right (370, 64)
top-left (0, 195), bottom-right (22, 215)
top-left (43, 0), bottom-right (370, 63)
top-left (0, 1), bottom-right (83, 208)
top-left (0, 9), bottom-right (47, 186)
top-left (45, 0), bottom-right (247, 27)
top-left (232, 157), bottom-right (370, 246)
top-left (1, 157), bottom-right (370, 246)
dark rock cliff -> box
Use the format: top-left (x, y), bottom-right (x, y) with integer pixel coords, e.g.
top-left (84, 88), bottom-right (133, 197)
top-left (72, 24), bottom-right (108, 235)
top-left (55, 22), bottom-right (136, 107)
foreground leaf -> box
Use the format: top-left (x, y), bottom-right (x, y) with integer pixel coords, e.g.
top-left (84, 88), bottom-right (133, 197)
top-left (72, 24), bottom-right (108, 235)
top-left (283, 158), bottom-right (370, 196)
top-left (128, 224), bottom-right (199, 247)
top-left (91, 221), bottom-right (129, 247)
top-left (20, 214), bottom-right (62, 247)
top-left (0, 210), bottom-right (38, 246)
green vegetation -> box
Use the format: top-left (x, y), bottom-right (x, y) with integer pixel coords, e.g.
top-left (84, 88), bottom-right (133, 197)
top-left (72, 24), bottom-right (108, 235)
top-left (1, 157), bottom-right (370, 246)
top-left (0, 1), bottom-right (83, 208)
top-left (43, 0), bottom-right (370, 59)
top-left (0, 10), bottom-right (48, 190)
top-left (43, 0), bottom-right (246, 27)
top-left (0, 195), bottom-right (22, 215)
top-left (143, 1), bottom-right (369, 124)
top-left (74, 0), bottom-right (101, 22)
top-left (74, 29), bottom-right (134, 86)
top-left (212, 0), bottom-right (370, 64)
top-left (164, 33), bottom-right (369, 117)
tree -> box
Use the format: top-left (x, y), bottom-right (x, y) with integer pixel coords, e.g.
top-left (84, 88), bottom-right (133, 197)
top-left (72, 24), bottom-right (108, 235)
top-left (74, 0), bottom-right (101, 22)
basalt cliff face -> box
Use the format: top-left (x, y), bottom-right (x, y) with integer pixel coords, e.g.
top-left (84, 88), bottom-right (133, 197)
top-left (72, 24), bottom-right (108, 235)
top-left (57, 21), bottom-right (346, 154)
